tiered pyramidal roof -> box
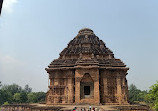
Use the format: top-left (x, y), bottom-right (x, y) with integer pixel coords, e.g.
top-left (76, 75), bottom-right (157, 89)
top-left (46, 28), bottom-right (126, 70)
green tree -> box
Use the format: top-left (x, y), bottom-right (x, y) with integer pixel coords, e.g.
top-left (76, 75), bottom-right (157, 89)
top-left (145, 81), bottom-right (158, 111)
top-left (27, 92), bottom-right (45, 103)
top-left (27, 92), bottom-right (37, 103)
top-left (129, 84), bottom-right (140, 103)
top-left (24, 84), bottom-right (32, 93)
top-left (1, 84), bottom-right (22, 95)
top-left (0, 90), bottom-right (12, 105)
top-left (128, 84), bottom-right (147, 104)
top-left (13, 93), bottom-right (21, 103)
top-left (3, 101), bottom-right (9, 105)
top-left (20, 91), bottom-right (28, 103)
top-left (36, 92), bottom-right (45, 102)
top-left (0, 90), bottom-right (6, 105)
top-left (0, 83), bottom-right (46, 105)
top-left (0, 83), bottom-right (22, 104)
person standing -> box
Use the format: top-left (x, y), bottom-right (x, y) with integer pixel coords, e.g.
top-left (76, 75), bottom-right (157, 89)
top-left (89, 105), bottom-right (92, 111)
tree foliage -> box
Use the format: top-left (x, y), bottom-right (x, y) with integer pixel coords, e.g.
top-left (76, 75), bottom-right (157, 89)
top-left (24, 84), bottom-right (32, 93)
top-left (1, 84), bottom-right (22, 95)
top-left (0, 90), bottom-right (12, 105)
top-left (0, 81), bottom-right (2, 87)
top-left (27, 92), bottom-right (45, 103)
top-left (128, 84), bottom-right (147, 104)
top-left (20, 91), bottom-right (28, 103)
top-left (13, 93), bottom-right (21, 103)
top-left (27, 92), bottom-right (37, 103)
top-left (145, 81), bottom-right (158, 111)
top-left (0, 83), bottom-right (45, 105)
top-left (35, 92), bottom-right (45, 102)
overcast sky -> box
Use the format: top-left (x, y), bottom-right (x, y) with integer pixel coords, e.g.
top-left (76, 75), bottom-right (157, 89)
top-left (0, 0), bottom-right (158, 92)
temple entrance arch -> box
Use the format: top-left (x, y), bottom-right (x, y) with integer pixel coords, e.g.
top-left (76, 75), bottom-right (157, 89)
top-left (80, 73), bottom-right (94, 99)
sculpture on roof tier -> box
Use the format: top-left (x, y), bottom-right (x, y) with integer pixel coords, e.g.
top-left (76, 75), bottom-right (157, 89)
top-left (45, 28), bottom-right (129, 105)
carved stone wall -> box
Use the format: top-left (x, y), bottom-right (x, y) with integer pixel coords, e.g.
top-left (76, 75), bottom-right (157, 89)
top-left (45, 28), bottom-right (129, 105)
top-left (75, 68), bottom-right (100, 104)
top-left (46, 70), bottom-right (74, 104)
top-left (99, 69), bottom-right (128, 104)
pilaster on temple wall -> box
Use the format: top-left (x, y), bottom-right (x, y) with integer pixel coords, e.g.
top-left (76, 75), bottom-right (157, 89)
top-left (99, 69), bottom-right (128, 104)
top-left (116, 70), bottom-right (129, 104)
top-left (67, 70), bottom-right (74, 103)
top-left (47, 69), bottom-right (75, 104)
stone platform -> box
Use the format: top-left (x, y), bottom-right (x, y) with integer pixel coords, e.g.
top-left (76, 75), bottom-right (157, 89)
top-left (1, 104), bottom-right (150, 111)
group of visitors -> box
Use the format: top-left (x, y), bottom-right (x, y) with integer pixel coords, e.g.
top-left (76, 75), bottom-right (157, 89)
top-left (73, 106), bottom-right (100, 111)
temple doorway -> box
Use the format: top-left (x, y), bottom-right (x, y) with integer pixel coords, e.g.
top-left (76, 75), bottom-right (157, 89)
top-left (80, 73), bottom-right (94, 99)
top-left (84, 86), bottom-right (90, 95)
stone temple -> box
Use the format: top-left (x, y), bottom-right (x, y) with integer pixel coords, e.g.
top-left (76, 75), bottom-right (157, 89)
top-left (45, 28), bottom-right (129, 105)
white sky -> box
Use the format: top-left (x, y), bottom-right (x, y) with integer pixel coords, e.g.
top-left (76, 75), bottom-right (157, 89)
top-left (2, 0), bottom-right (18, 14)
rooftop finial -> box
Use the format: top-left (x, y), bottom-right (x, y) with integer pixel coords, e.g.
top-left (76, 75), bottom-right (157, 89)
top-left (78, 28), bottom-right (94, 35)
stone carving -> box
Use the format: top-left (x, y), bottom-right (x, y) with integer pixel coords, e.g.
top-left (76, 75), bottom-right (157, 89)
top-left (45, 28), bottom-right (129, 105)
